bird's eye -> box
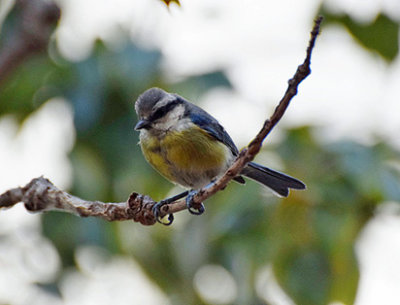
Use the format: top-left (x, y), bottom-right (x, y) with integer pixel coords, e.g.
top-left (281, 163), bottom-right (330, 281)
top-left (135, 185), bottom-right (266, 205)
top-left (151, 107), bottom-right (167, 120)
top-left (151, 101), bottom-right (178, 120)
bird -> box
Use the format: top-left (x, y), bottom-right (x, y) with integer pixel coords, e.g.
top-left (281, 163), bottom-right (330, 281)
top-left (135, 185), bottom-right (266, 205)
top-left (134, 87), bottom-right (305, 224)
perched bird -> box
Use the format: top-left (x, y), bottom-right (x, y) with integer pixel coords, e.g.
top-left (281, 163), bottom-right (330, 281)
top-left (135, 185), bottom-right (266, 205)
top-left (134, 88), bottom-right (305, 224)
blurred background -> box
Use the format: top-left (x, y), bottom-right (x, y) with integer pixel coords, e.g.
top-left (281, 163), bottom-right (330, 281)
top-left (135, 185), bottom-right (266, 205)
top-left (0, 0), bottom-right (400, 304)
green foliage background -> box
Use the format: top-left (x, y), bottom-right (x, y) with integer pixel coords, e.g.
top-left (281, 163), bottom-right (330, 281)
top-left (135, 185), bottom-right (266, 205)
top-left (1, 1), bottom-right (400, 305)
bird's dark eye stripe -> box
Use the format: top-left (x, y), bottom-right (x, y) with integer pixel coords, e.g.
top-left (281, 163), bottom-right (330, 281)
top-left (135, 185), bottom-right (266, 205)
top-left (151, 100), bottom-right (179, 120)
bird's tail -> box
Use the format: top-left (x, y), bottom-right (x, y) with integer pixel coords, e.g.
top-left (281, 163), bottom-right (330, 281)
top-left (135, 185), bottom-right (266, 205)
top-left (240, 162), bottom-right (306, 197)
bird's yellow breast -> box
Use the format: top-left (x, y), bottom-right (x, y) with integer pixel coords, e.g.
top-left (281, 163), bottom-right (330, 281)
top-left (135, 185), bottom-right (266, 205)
top-left (139, 125), bottom-right (231, 187)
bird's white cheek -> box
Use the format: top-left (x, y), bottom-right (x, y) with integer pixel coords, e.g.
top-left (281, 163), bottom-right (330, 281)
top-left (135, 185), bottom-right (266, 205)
top-left (155, 111), bottom-right (189, 132)
top-left (175, 118), bottom-right (194, 132)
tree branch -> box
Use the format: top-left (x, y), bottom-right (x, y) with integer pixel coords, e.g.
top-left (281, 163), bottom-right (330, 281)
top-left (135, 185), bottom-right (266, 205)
top-left (0, 0), bottom-right (60, 84)
top-left (0, 176), bottom-right (158, 225)
top-left (0, 17), bottom-right (323, 226)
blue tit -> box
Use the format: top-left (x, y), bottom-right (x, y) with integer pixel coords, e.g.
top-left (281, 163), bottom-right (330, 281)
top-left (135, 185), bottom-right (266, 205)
top-left (134, 87), bottom-right (305, 223)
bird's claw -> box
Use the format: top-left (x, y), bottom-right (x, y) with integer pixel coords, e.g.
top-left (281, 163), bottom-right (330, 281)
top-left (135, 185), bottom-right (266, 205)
top-left (186, 191), bottom-right (205, 215)
top-left (151, 190), bottom-right (204, 224)
top-left (152, 201), bottom-right (174, 225)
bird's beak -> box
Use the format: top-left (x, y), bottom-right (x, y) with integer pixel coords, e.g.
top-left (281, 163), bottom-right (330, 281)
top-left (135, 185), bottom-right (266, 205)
top-left (135, 119), bottom-right (151, 130)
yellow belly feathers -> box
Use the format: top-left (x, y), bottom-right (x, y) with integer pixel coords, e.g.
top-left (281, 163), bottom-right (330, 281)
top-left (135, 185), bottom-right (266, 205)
top-left (139, 125), bottom-right (230, 188)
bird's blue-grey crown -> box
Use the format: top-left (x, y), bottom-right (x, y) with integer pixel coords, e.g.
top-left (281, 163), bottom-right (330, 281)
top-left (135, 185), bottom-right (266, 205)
top-left (135, 87), bottom-right (168, 118)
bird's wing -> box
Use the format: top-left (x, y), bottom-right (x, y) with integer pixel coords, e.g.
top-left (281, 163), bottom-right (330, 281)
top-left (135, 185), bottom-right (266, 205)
top-left (189, 110), bottom-right (239, 157)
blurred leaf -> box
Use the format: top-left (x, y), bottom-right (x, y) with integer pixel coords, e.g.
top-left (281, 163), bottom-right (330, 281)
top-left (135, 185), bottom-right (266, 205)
top-left (171, 71), bottom-right (232, 100)
top-left (381, 166), bottom-right (400, 201)
top-left (160, 0), bottom-right (181, 7)
top-left (69, 143), bottom-right (109, 200)
top-left (274, 249), bottom-right (331, 305)
top-left (321, 9), bottom-right (399, 62)
top-left (0, 56), bottom-right (59, 121)
top-left (269, 128), bottom-right (400, 304)
top-left (42, 212), bottom-right (120, 268)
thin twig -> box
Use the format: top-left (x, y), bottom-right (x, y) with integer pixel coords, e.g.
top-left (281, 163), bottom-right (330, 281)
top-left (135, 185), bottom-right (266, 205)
top-left (0, 17), bottom-right (323, 226)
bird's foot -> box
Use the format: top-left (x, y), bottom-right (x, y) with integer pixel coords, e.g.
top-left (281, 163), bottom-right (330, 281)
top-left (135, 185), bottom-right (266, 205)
top-left (152, 200), bottom-right (174, 225)
top-left (152, 190), bottom-right (189, 225)
top-left (186, 190), bottom-right (205, 215)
